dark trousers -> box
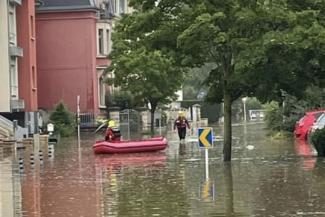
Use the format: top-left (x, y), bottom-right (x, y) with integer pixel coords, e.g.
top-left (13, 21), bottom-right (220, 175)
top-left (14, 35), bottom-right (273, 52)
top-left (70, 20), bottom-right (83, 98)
top-left (177, 127), bottom-right (186, 140)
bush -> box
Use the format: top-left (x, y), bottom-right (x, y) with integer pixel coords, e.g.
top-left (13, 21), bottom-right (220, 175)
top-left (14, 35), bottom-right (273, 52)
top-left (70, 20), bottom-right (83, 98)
top-left (264, 99), bottom-right (304, 133)
top-left (264, 101), bottom-right (283, 131)
top-left (50, 102), bottom-right (76, 137)
top-left (107, 91), bottom-right (140, 110)
top-left (311, 128), bottom-right (325, 157)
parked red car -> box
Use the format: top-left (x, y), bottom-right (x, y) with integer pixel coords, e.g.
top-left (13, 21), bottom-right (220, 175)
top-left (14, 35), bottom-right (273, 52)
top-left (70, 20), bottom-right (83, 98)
top-left (294, 110), bottom-right (325, 140)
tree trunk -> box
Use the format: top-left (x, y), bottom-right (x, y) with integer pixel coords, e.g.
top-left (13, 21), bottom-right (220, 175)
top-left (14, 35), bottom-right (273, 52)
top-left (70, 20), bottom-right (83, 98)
top-left (223, 88), bottom-right (232, 161)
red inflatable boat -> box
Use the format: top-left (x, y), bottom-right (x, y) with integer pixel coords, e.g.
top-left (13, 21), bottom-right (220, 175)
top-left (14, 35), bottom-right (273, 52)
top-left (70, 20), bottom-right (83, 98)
top-left (93, 136), bottom-right (168, 154)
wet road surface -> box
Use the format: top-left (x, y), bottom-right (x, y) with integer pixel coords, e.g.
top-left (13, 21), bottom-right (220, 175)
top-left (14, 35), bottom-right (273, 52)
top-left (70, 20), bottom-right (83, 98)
top-left (1, 123), bottom-right (325, 217)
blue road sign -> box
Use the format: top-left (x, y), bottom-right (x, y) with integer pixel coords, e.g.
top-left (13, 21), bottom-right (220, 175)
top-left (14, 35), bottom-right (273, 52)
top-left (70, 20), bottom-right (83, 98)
top-left (198, 128), bottom-right (213, 148)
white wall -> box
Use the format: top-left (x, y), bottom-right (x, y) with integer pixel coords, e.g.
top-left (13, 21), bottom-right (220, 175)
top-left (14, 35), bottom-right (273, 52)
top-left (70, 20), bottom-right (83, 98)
top-left (0, 158), bottom-right (14, 217)
top-left (176, 89), bottom-right (183, 101)
top-left (0, 0), bottom-right (11, 112)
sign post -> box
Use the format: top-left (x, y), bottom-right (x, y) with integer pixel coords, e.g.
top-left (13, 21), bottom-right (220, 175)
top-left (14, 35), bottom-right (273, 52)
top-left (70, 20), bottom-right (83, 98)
top-left (198, 128), bottom-right (213, 180)
top-left (77, 95), bottom-right (81, 146)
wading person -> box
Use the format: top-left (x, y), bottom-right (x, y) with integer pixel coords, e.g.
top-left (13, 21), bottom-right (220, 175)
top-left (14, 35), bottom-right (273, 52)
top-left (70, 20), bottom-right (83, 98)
top-left (105, 120), bottom-right (121, 142)
top-left (174, 111), bottom-right (190, 143)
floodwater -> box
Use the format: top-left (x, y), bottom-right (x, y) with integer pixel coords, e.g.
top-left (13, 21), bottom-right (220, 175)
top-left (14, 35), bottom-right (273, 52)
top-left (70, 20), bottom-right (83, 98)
top-left (1, 123), bottom-right (325, 217)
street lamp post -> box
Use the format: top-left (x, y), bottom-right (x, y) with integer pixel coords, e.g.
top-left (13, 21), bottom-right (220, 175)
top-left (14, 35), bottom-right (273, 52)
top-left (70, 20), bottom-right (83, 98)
top-left (242, 97), bottom-right (248, 123)
top-left (281, 90), bottom-right (287, 123)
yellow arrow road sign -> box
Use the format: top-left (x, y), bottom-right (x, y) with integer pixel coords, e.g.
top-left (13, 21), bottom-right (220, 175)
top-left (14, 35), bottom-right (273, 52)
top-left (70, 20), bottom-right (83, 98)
top-left (198, 128), bottom-right (213, 148)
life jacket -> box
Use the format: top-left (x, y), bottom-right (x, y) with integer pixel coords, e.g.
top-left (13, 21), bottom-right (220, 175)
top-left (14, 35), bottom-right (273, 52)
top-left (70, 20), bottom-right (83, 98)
top-left (105, 127), bottom-right (121, 141)
top-left (175, 117), bottom-right (189, 129)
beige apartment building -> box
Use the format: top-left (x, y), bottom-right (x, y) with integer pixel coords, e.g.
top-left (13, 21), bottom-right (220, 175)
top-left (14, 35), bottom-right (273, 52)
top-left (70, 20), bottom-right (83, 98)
top-left (95, 0), bottom-right (132, 110)
top-left (0, 0), bottom-right (25, 113)
top-left (0, 0), bottom-right (40, 140)
top-left (0, 0), bottom-right (11, 113)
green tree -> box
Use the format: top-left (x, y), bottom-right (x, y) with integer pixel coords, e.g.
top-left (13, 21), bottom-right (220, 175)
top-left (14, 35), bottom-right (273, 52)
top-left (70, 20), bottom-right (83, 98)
top-left (175, 1), bottom-right (298, 161)
top-left (108, 10), bottom-right (184, 134)
top-left (108, 91), bottom-right (139, 110)
top-left (50, 102), bottom-right (75, 137)
top-left (183, 64), bottom-right (211, 100)
top-left (265, 86), bottom-right (325, 133)
top-left (115, 0), bottom-right (325, 160)
top-left (174, 0), bottom-right (325, 161)
top-left (264, 101), bottom-right (283, 132)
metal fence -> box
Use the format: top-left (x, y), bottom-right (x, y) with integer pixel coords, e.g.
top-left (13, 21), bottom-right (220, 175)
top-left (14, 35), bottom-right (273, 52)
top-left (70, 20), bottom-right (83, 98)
top-left (119, 109), bottom-right (141, 140)
top-left (79, 113), bottom-right (96, 128)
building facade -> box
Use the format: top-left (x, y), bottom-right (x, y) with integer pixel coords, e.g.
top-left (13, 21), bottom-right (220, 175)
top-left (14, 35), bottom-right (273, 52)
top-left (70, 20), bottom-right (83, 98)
top-left (16, 0), bottom-right (38, 112)
top-left (0, 0), bottom-right (27, 113)
top-left (36, 0), bottom-right (99, 114)
top-left (95, 0), bottom-right (131, 110)
top-left (0, 0), bottom-right (39, 139)
top-left (0, 0), bottom-right (11, 113)
top-left (36, 0), bottom-right (131, 118)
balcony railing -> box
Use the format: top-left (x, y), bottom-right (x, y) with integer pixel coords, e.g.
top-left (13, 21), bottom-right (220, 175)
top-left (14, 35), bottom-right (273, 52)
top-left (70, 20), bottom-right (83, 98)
top-left (9, 46), bottom-right (23, 57)
top-left (10, 99), bottom-right (25, 111)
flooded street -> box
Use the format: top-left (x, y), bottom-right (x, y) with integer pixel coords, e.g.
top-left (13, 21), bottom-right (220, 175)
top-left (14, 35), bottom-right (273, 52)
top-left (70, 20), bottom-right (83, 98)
top-left (2, 123), bottom-right (325, 217)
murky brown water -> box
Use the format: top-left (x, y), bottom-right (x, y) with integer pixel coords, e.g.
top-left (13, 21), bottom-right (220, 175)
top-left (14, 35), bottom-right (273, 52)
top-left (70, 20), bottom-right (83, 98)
top-left (2, 123), bottom-right (325, 217)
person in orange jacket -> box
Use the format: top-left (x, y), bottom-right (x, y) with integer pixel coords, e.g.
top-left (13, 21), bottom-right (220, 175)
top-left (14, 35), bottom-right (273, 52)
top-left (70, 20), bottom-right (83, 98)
top-left (105, 120), bottom-right (121, 142)
top-left (174, 111), bottom-right (190, 143)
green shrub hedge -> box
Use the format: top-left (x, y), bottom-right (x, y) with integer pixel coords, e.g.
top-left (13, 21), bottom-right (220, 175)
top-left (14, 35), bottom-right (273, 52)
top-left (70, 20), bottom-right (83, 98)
top-left (50, 102), bottom-right (76, 137)
top-left (311, 127), bottom-right (325, 157)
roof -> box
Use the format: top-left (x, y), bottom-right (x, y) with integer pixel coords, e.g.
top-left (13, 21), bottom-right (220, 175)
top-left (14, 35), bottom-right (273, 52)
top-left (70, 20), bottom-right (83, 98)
top-left (306, 109), bottom-right (325, 115)
top-left (36, 0), bottom-right (98, 12)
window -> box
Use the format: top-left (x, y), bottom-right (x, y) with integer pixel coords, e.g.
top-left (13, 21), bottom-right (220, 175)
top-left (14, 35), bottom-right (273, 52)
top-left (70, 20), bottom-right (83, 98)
top-left (98, 29), bottom-right (104, 55)
top-left (97, 25), bottom-right (112, 55)
top-left (119, 0), bottom-right (126, 14)
top-left (32, 66), bottom-right (36, 90)
top-left (8, 9), bottom-right (16, 45)
top-left (108, 0), bottom-right (127, 15)
top-left (106, 29), bottom-right (111, 54)
top-left (319, 116), bottom-right (325, 125)
top-left (30, 16), bottom-right (35, 38)
top-left (113, 0), bottom-right (118, 14)
top-left (10, 57), bottom-right (18, 99)
top-left (99, 76), bottom-right (106, 107)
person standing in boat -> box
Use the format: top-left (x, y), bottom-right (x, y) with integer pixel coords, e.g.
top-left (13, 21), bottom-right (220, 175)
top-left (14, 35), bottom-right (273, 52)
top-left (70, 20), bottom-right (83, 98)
top-left (174, 111), bottom-right (190, 143)
top-left (105, 120), bottom-right (121, 142)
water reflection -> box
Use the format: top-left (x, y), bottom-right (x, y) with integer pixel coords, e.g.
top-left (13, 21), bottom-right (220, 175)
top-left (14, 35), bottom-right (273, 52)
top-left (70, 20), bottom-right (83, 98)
top-left (179, 143), bottom-right (186, 156)
top-left (223, 163), bottom-right (234, 216)
top-left (3, 124), bottom-right (325, 216)
top-left (95, 152), bottom-right (166, 169)
top-left (294, 139), bottom-right (317, 171)
top-left (0, 146), bottom-right (22, 217)
top-left (96, 152), bottom-right (189, 217)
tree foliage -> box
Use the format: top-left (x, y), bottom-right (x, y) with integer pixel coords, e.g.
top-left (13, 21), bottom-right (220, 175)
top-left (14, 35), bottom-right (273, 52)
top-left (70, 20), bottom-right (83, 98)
top-left (110, 0), bottom-right (325, 159)
top-left (264, 101), bottom-right (283, 131)
top-left (177, 0), bottom-right (325, 160)
top-left (182, 65), bottom-right (211, 100)
top-left (311, 127), bottom-right (325, 157)
top-left (264, 86), bottom-right (325, 132)
top-left (107, 5), bottom-right (185, 134)
top-left (50, 102), bottom-right (75, 137)
top-left (108, 91), bottom-right (140, 110)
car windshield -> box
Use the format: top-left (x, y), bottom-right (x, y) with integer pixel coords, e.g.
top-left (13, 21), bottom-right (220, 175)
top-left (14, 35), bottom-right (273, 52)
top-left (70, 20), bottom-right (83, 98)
top-left (316, 114), bottom-right (325, 127)
top-left (313, 112), bottom-right (325, 120)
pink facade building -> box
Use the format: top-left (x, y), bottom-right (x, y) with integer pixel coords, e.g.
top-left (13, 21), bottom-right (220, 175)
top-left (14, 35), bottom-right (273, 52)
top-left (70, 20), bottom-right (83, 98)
top-left (36, 0), bottom-right (101, 114)
top-left (16, 0), bottom-right (38, 112)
